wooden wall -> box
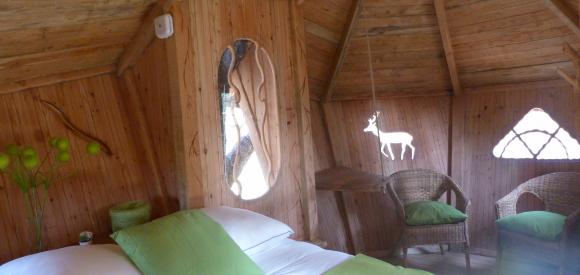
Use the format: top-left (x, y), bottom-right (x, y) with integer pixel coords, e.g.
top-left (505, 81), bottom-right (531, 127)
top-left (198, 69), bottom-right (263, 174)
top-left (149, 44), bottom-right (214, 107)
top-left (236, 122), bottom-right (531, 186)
top-left (184, 0), bottom-right (317, 241)
top-left (317, 95), bottom-right (450, 254)
top-left (0, 74), bottom-right (173, 263)
top-left (452, 80), bottom-right (580, 254)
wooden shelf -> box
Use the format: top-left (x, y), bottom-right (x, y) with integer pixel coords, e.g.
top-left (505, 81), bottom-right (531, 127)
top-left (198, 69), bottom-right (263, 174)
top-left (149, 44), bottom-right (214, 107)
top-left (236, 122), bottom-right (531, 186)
top-left (315, 166), bottom-right (386, 192)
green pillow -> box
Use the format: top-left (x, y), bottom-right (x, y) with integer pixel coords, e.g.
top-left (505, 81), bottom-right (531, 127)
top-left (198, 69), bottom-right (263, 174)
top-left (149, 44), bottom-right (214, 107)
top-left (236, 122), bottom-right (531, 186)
top-left (405, 201), bottom-right (467, 226)
top-left (111, 209), bottom-right (263, 275)
top-left (497, 211), bottom-right (566, 241)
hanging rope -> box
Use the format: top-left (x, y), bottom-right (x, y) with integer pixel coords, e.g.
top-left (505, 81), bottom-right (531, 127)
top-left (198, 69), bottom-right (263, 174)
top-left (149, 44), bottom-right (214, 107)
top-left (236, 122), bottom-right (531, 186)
top-left (362, 0), bottom-right (386, 192)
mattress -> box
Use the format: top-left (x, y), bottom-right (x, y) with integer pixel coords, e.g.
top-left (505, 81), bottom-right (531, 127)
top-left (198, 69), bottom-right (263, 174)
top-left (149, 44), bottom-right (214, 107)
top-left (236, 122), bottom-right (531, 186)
top-left (247, 238), bottom-right (351, 275)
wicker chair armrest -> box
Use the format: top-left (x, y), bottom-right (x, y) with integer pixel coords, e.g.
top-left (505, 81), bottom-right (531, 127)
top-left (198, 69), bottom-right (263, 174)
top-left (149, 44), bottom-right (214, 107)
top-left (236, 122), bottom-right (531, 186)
top-left (495, 188), bottom-right (522, 219)
top-left (564, 208), bottom-right (580, 234)
top-left (386, 180), bottom-right (406, 222)
top-left (450, 184), bottom-right (469, 214)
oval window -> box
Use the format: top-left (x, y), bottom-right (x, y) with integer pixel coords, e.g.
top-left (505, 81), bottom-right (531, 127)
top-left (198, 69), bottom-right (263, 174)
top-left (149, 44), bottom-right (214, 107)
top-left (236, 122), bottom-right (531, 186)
top-left (218, 39), bottom-right (281, 200)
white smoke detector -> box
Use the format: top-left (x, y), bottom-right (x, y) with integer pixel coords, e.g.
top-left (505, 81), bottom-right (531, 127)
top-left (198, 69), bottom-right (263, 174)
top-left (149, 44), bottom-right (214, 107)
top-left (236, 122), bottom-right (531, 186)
top-left (154, 14), bottom-right (174, 39)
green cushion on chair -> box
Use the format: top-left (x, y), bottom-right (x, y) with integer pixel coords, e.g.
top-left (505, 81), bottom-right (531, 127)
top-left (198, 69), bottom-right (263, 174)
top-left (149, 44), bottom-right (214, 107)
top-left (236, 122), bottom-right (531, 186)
top-left (496, 211), bottom-right (566, 241)
top-left (405, 201), bottom-right (467, 226)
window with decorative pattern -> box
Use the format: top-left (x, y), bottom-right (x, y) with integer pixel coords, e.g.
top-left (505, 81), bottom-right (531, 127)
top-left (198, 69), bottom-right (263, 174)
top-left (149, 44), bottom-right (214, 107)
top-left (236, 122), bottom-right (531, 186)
top-left (493, 108), bottom-right (580, 160)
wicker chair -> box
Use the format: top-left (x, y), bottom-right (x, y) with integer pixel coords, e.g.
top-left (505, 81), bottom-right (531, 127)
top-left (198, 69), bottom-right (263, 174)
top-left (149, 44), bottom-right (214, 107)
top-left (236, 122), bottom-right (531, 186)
top-left (387, 169), bottom-right (471, 272)
top-left (495, 172), bottom-right (580, 275)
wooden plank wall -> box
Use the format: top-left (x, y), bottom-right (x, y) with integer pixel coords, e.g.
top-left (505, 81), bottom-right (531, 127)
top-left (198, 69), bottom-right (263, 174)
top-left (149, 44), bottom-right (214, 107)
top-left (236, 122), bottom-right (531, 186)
top-left (181, 0), bottom-right (317, 240)
top-left (452, 80), bottom-right (580, 254)
top-left (119, 39), bottom-right (181, 212)
top-left (316, 96), bottom-right (450, 254)
top-left (0, 74), bottom-right (172, 263)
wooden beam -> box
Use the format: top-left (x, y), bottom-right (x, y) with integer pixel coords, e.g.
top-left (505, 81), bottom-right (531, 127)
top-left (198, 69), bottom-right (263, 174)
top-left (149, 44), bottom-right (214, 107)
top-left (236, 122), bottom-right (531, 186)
top-left (434, 0), bottom-right (462, 95)
top-left (557, 68), bottom-right (577, 88)
top-left (324, 0), bottom-right (362, 102)
top-left (545, 0), bottom-right (580, 39)
top-left (117, 0), bottom-right (174, 75)
top-left (0, 65), bottom-right (115, 95)
top-left (558, 43), bottom-right (580, 93)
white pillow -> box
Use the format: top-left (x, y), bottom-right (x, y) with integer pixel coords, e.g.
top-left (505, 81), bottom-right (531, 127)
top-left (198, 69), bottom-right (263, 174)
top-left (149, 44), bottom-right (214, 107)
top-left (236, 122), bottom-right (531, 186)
top-left (202, 206), bottom-right (294, 251)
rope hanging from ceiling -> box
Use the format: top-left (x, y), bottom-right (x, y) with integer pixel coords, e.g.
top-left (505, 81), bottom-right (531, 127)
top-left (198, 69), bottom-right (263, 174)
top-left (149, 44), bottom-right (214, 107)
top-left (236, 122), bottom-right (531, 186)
top-left (362, 0), bottom-right (387, 191)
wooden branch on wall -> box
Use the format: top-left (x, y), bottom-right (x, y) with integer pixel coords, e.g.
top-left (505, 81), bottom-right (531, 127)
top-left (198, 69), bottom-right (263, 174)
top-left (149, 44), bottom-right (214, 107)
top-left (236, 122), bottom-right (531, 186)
top-left (117, 0), bottom-right (175, 75)
top-left (324, 0), bottom-right (362, 102)
top-left (545, 0), bottom-right (580, 39)
top-left (434, 0), bottom-right (462, 95)
top-left (37, 99), bottom-right (114, 156)
top-left (557, 43), bottom-right (580, 93)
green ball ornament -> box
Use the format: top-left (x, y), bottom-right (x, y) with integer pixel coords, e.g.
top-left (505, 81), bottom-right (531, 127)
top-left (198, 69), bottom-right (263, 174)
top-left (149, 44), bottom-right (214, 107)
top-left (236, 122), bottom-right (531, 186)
top-left (86, 142), bottom-right (101, 155)
top-left (0, 153), bottom-right (10, 170)
top-left (21, 147), bottom-right (37, 158)
top-left (5, 144), bottom-right (20, 156)
top-left (55, 138), bottom-right (70, 152)
top-left (49, 138), bottom-right (59, 147)
top-left (56, 151), bottom-right (71, 163)
top-left (22, 155), bottom-right (39, 169)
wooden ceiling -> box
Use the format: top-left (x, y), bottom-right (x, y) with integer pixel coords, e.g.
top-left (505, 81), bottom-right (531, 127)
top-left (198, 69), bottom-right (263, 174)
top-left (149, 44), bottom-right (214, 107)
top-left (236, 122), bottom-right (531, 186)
top-left (0, 0), bottom-right (156, 89)
top-left (305, 0), bottom-right (580, 101)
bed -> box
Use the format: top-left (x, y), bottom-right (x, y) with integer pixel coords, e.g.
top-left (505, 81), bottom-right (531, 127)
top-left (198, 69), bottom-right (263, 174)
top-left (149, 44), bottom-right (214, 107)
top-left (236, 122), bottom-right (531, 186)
top-left (0, 207), bottom-right (426, 275)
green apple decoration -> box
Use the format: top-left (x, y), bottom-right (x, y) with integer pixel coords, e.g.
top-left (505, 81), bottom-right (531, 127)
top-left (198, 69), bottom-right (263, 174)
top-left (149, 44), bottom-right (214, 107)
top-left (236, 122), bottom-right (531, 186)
top-left (0, 137), bottom-right (101, 252)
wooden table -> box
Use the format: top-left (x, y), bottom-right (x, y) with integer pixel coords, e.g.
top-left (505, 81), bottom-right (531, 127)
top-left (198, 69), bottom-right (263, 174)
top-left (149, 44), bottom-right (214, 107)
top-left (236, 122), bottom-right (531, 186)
top-left (315, 166), bottom-right (387, 254)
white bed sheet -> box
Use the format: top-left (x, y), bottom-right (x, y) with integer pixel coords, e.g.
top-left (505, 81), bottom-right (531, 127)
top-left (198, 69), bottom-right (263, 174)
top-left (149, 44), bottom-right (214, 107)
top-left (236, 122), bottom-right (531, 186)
top-left (0, 244), bottom-right (141, 275)
top-left (248, 238), bottom-right (351, 275)
top-left (0, 239), bottom-right (350, 275)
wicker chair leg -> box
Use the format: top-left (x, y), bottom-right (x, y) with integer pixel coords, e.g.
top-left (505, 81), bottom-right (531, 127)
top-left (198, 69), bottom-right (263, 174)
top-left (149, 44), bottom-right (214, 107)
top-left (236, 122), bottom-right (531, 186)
top-left (496, 245), bottom-right (503, 275)
top-left (402, 245), bottom-right (408, 267)
top-left (439, 243), bottom-right (445, 255)
top-left (464, 242), bottom-right (471, 274)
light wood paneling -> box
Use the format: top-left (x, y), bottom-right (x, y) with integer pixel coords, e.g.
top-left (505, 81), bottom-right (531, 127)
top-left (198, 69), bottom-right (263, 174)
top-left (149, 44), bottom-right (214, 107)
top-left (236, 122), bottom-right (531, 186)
top-left (447, 0), bottom-right (580, 88)
top-left (186, 0), bottom-right (317, 240)
top-left (452, 80), bottom-right (580, 253)
top-left (304, 0), bottom-right (355, 100)
top-left (122, 39), bottom-right (180, 212)
top-left (311, 100), bottom-right (335, 172)
top-left (0, 74), bottom-right (171, 263)
top-left (317, 96), bottom-right (449, 253)
top-left (331, 0), bottom-right (452, 99)
top-left (0, 1), bottom-right (156, 88)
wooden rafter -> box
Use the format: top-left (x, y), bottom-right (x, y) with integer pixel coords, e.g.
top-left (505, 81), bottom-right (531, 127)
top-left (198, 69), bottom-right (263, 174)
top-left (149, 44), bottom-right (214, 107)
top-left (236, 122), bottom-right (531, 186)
top-left (557, 43), bottom-right (580, 93)
top-left (434, 0), bottom-right (462, 96)
top-left (545, 0), bottom-right (580, 39)
top-left (323, 0), bottom-right (362, 102)
top-left (117, 0), bottom-right (175, 75)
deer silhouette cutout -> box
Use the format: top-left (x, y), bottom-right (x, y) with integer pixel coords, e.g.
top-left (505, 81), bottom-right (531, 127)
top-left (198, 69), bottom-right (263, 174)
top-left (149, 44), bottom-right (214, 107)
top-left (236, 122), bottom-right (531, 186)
top-left (363, 113), bottom-right (416, 160)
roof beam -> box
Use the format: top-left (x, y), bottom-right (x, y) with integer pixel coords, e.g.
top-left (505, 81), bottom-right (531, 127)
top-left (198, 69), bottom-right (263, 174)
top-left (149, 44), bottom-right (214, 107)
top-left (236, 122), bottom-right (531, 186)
top-left (545, 0), bottom-right (580, 39)
top-left (434, 0), bottom-right (462, 96)
top-left (117, 0), bottom-right (174, 76)
top-left (323, 0), bottom-right (362, 102)
top-left (557, 43), bottom-right (580, 93)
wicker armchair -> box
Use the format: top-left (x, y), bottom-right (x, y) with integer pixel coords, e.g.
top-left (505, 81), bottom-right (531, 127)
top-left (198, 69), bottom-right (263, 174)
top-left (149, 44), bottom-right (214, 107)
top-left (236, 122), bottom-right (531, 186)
top-left (387, 169), bottom-right (471, 272)
top-left (495, 172), bottom-right (580, 275)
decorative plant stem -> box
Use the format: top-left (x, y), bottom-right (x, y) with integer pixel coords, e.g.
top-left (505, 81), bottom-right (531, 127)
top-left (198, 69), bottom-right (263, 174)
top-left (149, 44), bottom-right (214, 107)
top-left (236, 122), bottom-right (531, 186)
top-left (0, 138), bottom-right (101, 252)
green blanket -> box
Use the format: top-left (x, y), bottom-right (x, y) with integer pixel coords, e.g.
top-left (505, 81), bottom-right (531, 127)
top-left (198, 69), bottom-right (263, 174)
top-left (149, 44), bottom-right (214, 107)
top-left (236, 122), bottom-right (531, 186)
top-left (111, 209), bottom-right (263, 275)
top-left (325, 254), bottom-right (432, 275)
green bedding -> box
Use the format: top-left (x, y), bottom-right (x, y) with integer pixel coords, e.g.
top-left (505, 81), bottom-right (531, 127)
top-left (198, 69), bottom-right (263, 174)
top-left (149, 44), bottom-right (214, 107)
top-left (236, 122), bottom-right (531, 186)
top-left (111, 209), bottom-right (262, 275)
top-left (324, 254), bottom-right (432, 275)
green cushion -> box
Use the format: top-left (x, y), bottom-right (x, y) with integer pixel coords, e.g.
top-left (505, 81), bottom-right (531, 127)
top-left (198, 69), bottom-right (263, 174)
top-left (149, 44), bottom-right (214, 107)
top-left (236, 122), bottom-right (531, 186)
top-left (324, 254), bottom-right (432, 275)
top-left (497, 211), bottom-right (566, 241)
top-left (111, 209), bottom-right (263, 275)
top-left (405, 201), bottom-right (467, 226)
